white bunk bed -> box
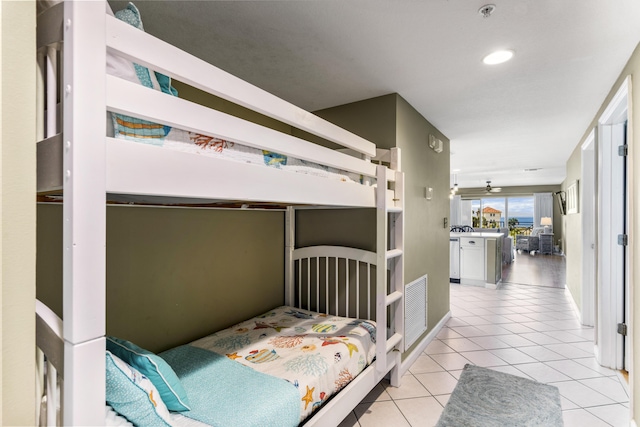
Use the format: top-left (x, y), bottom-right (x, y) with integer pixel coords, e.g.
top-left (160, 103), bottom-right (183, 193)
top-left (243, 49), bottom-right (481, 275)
top-left (35, 2), bottom-right (405, 426)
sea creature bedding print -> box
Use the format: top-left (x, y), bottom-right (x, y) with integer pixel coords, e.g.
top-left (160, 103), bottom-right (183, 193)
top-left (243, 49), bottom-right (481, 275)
top-left (188, 306), bottom-right (377, 422)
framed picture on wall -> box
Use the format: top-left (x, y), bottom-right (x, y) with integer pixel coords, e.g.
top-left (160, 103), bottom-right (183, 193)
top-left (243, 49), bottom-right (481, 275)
top-left (567, 180), bottom-right (579, 214)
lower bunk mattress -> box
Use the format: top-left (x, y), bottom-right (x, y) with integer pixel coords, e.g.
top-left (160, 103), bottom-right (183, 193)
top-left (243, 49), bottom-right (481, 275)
top-left (106, 306), bottom-right (377, 427)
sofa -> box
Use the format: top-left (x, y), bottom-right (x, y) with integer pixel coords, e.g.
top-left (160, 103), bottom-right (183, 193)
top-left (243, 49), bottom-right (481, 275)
top-left (474, 227), bottom-right (513, 264)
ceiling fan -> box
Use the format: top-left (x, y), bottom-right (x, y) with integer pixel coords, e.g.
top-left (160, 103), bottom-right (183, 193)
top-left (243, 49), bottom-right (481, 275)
top-left (484, 180), bottom-right (502, 193)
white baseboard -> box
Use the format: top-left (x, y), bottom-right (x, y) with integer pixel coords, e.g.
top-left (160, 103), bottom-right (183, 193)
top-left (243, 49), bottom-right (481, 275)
top-left (564, 287), bottom-right (582, 323)
top-left (400, 310), bottom-right (452, 377)
top-left (630, 419), bottom-right (637, 427)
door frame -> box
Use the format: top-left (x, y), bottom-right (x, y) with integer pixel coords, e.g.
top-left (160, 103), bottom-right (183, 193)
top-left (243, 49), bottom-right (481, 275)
top-left (596, 76), bottom-right (631, 372)
top-left (581, 129), bottom-right (596, 327)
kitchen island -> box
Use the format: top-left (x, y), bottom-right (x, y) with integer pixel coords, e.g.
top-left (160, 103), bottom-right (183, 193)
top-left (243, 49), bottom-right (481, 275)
top-left (450, 232), bottom-right (503, 288)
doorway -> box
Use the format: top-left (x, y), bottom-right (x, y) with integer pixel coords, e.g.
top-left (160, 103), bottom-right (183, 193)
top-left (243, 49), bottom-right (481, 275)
top-left (596, 76), bottom-right (631, 371)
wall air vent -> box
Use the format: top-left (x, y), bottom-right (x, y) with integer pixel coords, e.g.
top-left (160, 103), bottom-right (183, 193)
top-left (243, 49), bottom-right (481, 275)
top-left (405, 274), bottom-right (428, 351)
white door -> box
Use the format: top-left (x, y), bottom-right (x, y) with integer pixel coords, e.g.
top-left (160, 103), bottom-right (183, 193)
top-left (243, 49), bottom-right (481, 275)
top-left (596, 78), bottom-right (630, 370)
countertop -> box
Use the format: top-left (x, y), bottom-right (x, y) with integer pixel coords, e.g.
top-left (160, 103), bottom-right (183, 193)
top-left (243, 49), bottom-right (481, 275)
top-left (450, 232), bottom-right (503, 238)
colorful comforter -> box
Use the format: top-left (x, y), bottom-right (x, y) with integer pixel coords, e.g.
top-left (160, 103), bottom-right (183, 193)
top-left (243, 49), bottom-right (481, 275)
top-left (186, 306), bottom-right (377, 423)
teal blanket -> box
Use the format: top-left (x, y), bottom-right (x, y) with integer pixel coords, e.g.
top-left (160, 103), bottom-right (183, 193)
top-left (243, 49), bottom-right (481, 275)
top-left (160, 345), bottom-right (300, 427)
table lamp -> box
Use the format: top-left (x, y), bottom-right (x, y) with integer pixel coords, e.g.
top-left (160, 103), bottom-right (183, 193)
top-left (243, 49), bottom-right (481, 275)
top-left (541, 217), bottom-right (552, 234)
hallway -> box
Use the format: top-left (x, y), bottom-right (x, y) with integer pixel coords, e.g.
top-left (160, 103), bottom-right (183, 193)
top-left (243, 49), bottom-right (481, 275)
top-left (339, 255), bottom-right (630, 426)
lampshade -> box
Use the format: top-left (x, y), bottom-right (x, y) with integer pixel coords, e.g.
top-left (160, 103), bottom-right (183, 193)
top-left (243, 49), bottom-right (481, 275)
top-left (540, 217), bottom-right (552, 226)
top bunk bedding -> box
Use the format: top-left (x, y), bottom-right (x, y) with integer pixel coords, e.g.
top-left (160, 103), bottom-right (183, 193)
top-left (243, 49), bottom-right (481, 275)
top-left (36, 1), bottom-right (400, 208)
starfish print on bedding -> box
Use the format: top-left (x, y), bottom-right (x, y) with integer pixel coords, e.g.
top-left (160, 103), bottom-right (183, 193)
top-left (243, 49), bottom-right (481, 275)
top-left (302, 386), bottom-right (315, 410)
top-left (189, 134), bottom-right (234, 152)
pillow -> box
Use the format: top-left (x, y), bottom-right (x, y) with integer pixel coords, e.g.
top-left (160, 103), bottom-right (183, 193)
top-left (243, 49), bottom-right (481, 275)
top-left (106, 351), bottom-right (172, 427)
top-left (106, 337), bottom-right (191, 412)
top-left (108, 2), bottom-right (178, 143)
top-left (105, 404), bottom-right (134, 426)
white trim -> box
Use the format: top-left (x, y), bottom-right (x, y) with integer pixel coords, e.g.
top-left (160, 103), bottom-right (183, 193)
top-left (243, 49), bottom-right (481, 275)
top-left (601, 77), bottom-right (631, 124)
top-left (400, 311), bottom-right (452, 377)
top-left (565, 287), bottom-right (584, 326)
top-left (626, 74), bottom-right (635, 425)
top-left (581, 129), bottom-right (596, 326)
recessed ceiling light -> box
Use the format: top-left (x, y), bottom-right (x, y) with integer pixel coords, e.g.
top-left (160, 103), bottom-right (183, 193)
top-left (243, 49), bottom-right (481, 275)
top-left (482, 50), bottom-right (514, 65)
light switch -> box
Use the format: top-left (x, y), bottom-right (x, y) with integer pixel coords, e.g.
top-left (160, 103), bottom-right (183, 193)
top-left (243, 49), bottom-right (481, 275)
top-left (426, 187), bottom-right (433, 200)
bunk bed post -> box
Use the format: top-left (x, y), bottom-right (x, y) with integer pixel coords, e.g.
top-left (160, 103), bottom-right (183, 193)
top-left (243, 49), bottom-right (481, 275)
top-left (284, 206), bottom-right (295, 306)
top-left (37, 50), bottom-right (45, 141)
top-left (362, 154), bottom-right (372, 186)
top-left (62, 1), bottom-right (107, 424)
top-left (390, 147), bottom-right (401, 173)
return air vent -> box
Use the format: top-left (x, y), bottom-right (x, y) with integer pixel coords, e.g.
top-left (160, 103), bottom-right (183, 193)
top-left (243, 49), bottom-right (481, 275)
top-left (404, 274), bottom-right (427, 351)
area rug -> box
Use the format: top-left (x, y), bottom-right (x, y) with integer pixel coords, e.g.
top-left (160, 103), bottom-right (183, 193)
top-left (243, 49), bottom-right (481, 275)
top-left (436, 364), bottom-right (563, 427)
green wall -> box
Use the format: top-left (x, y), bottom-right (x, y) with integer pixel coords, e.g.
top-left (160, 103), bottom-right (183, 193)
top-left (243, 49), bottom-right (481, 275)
top-left (172, 80), bottom-right (293, 135)
top-left (37, 205), bottom-right (284, 353)
top-left (296, 209), bottom-right (376, 252)
top-left (395, 97), bottom-right (450, 338)
top-left (562, 148), bottom-right (583, 310)
top-left (303, 94), bottom-right (452, 356)
top-left (302, 94), bottom-right (398, 149)
top-left (2, 2), bottom-right (37, 424)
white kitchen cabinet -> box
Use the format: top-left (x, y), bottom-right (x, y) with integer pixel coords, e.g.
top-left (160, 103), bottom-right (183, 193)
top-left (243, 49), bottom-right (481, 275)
top-left (460, 237), bottom-right (485, 282)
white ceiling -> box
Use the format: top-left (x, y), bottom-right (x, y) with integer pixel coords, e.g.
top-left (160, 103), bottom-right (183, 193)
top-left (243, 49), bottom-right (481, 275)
top-left (112, 0), bottom-right (640, 189)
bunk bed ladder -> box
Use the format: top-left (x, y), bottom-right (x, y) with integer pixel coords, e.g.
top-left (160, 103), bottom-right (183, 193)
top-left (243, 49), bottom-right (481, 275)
top-left (375, 148), bottom-right (404, 386)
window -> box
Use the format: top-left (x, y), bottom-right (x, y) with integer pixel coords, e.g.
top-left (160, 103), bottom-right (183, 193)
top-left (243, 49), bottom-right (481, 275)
top-left (461, 196), bottom-right (534, 233)
top-left (467, 198), bottom-right (505, 228)
top-left (507, 196), bottom-right (534, 234)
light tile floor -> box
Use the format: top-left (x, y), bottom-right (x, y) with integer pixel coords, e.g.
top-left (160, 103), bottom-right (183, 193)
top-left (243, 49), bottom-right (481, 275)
top-left (338, 283), bottom-right (630, 427)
